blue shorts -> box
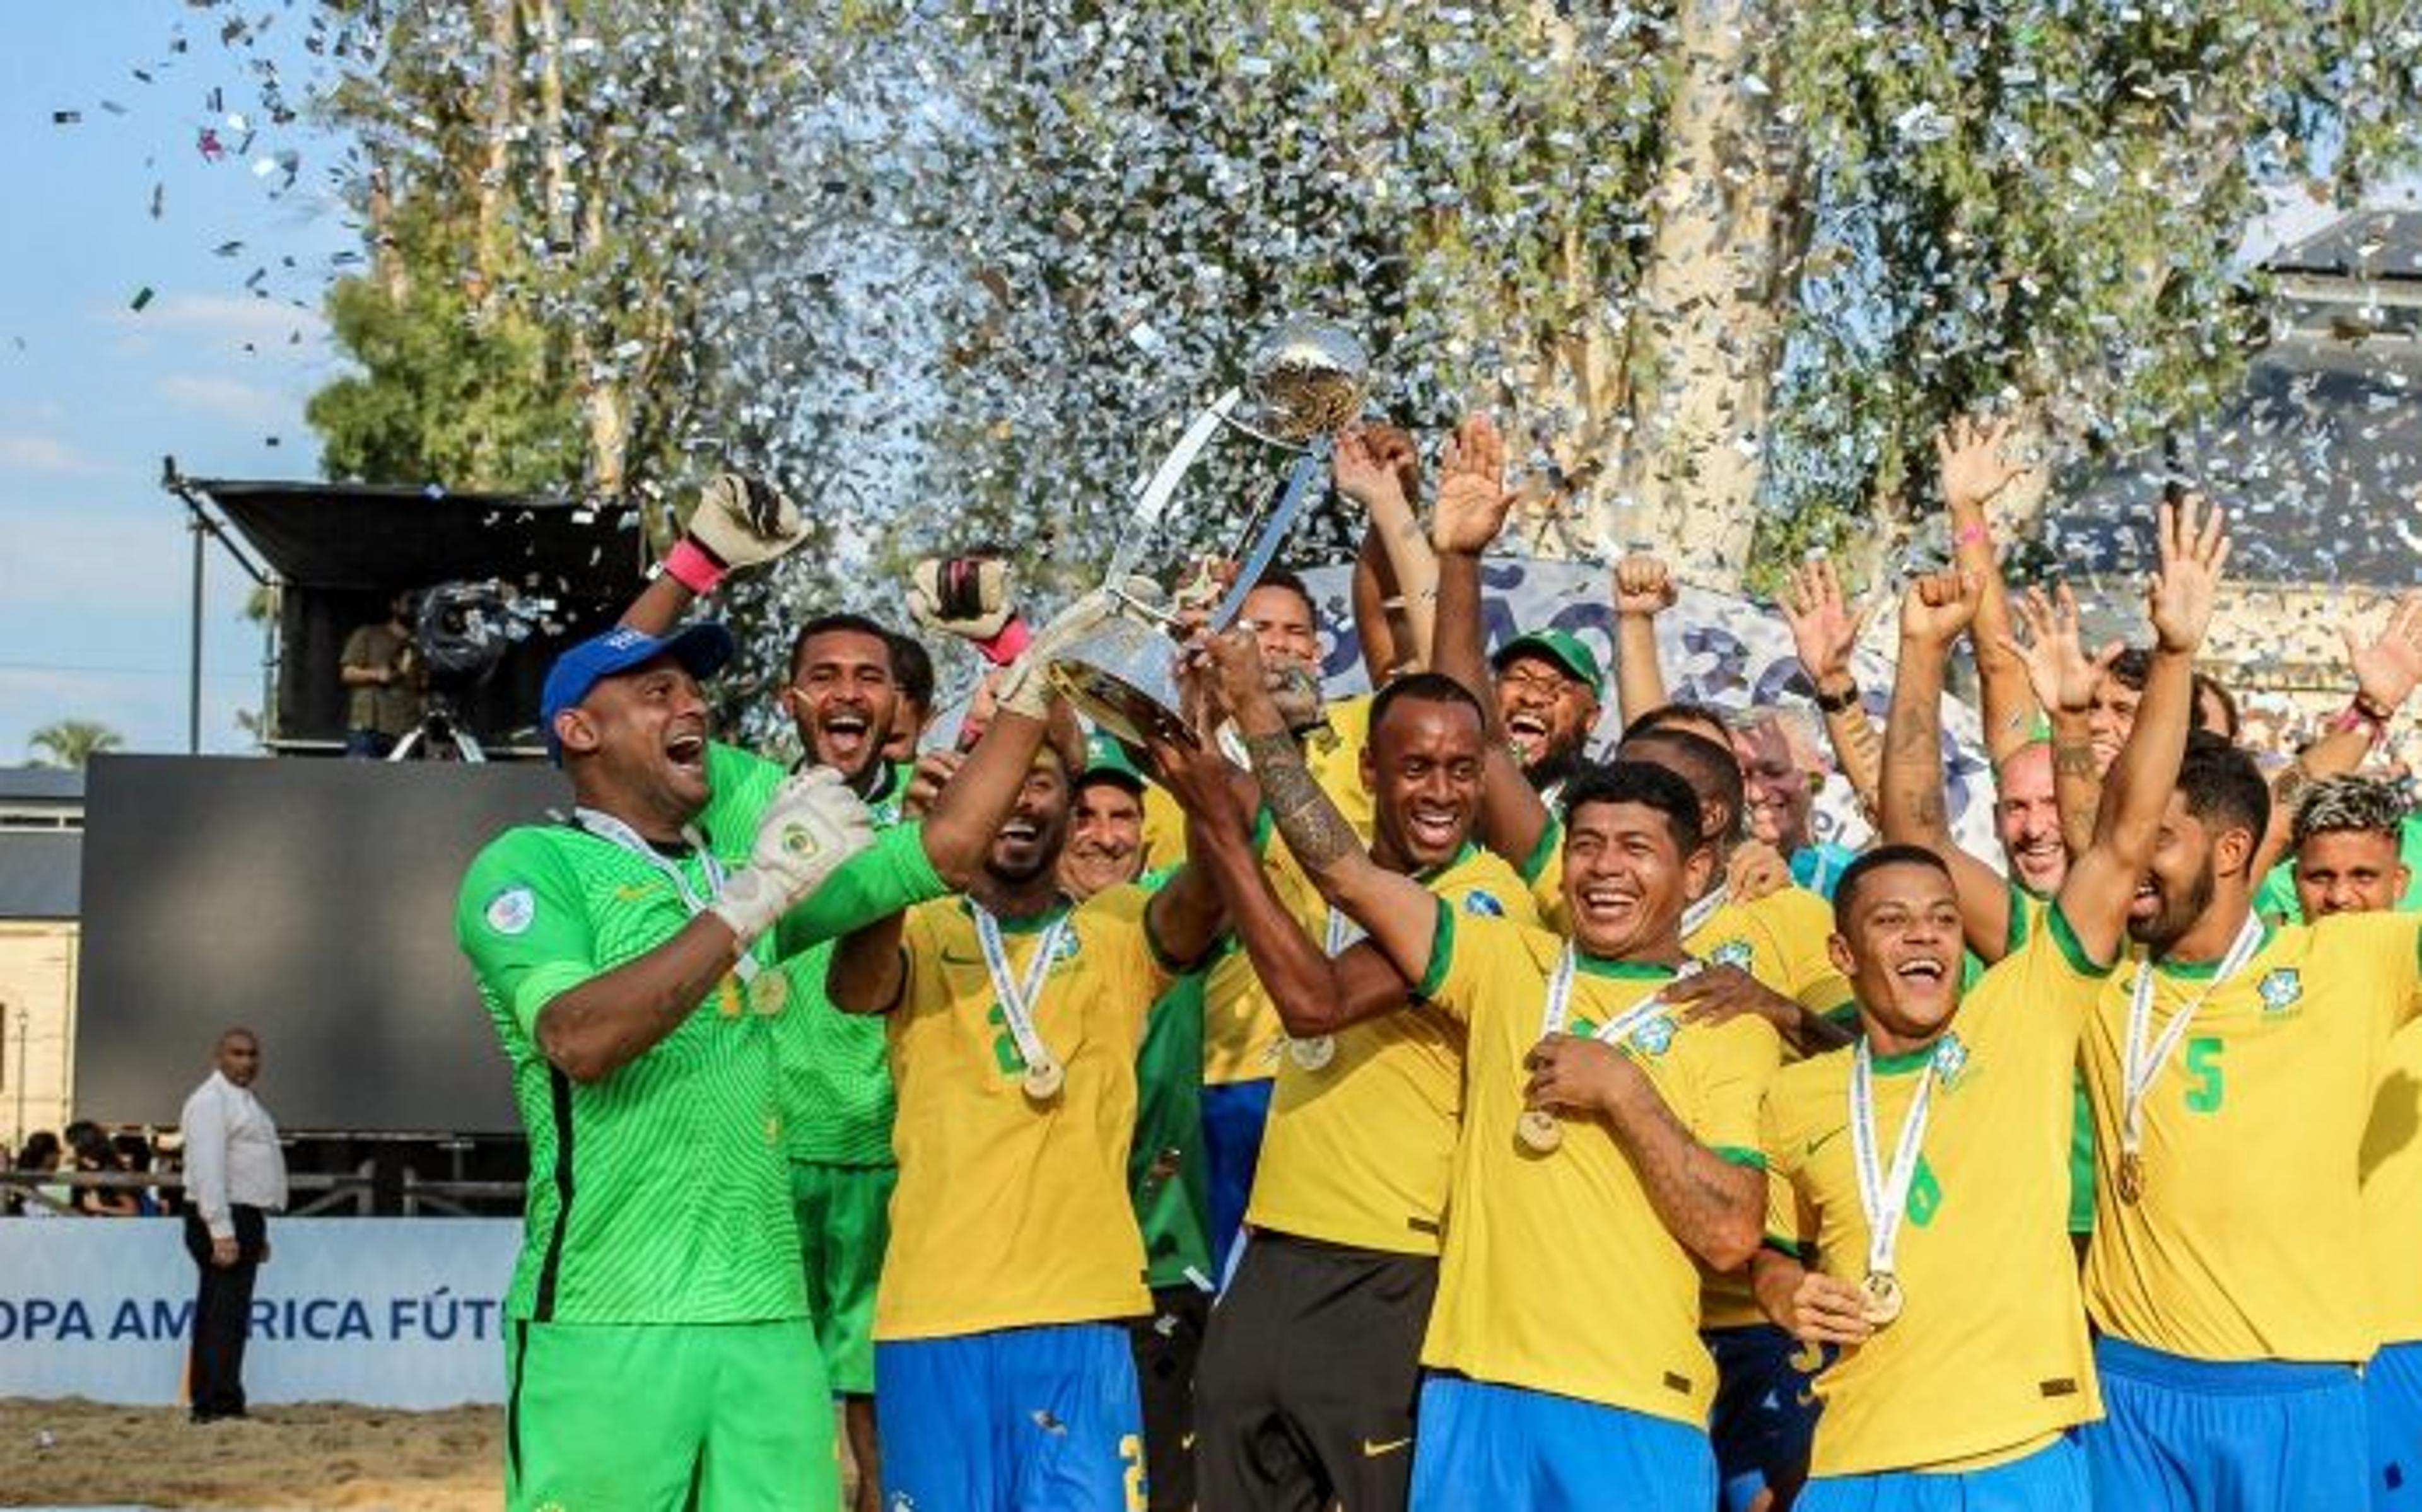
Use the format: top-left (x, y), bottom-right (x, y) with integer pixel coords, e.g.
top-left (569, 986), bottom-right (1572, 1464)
top-left (1409, 1374), bottom-right (1713, 1512)
top-left (876, 1323), bottom-right (1145, 1512)
top-left (2085, 1335), bottom-right (2365, 1511)
top-left (1706, 1322), bottom-right (1823, 1512)
top-left (1200, 1078), bottom-right (1272, 1276)
top-left (2370, 1339), bottom-right (2422, 1508)
top-left (1797, 1432), bottom-right (2088, 1511)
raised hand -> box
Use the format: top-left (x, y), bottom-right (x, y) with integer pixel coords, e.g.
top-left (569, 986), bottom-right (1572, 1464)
top-left (710, 771), bottom-right (878, 946)
top-left (1935, 413), bottom-right (2028, 514)
top-left (2146, 494), bottom-right (2230, 655)
top-left (1999, 584), bottom-right (2122, 716)
top-left (1332, 425), bottom-right (1409, 512)
top-left (1613, 553), bottom-right (1678, 620)
top-left (908, 555), bottom-right (1018, 645)
top-left (1431, 413), bottom-right (1511, 555)
top-left (1199, 625), bottom-right (1277, 730)
top-left (2342, 590), bottom-right (2422, 715)
top-left (1780, 555), bottom-right (1872, 686)
top-left (1896, 567), bottom-right (1980, 649)
top-left (684, 473), bottom-right (809, 571)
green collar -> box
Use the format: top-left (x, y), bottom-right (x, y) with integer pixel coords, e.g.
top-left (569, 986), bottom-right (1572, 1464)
top-left (1413, 840), bottom-right (1478, 885)
top-left (1866, 1038), bottom-right (1943, 1076)
top-left (959, 895), bottom-right (1074, 933)
top-left (1572, 951), bottom-right (1681, 981)
top-left (2153, 915), bottom-right (2274, 979)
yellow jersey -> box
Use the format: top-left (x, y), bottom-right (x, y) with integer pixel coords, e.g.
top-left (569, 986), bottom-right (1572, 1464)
top-left (1414, 909), bottom-right (1780, 1424)
top-left (1149, 696), bottom-right (1378, 1088)
top-left (1764, 910), bottom-right (2109, 1476)
top-left (1246, 844), bottom-right (1538, 1257)
top-left (1687, 883), bottom-right (1856, 1329)
top-left (2081, 910), bottom-right (2422, 1361)
top-left (2365, 1015), bottom-right (2422, 1345)
top-left (875, 887), bottom-right (1171, 1340)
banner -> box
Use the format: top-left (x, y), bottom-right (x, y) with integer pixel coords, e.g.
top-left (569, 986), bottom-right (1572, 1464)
top-left (1299, 557), bottom-right (2005, 866)
top-left (0, 1218), bottom-right (520, 1407)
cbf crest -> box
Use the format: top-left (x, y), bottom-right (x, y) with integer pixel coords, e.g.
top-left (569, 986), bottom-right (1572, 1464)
top-left (2256, 967), bottom-right (2302, 1015)
top-left (1628, 1013), bottom-right (1678, 1058)
top-left (1708, 939), bottom-right (1755, 970)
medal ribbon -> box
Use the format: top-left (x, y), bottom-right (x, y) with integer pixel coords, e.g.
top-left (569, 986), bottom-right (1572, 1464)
top-left (1680, 883), bottom-right (1730, 941)
top-left (1848, 1040), bottom-right (1943, 1282)
top-left (1323, 905), bottom-right (1365, 958)
top-left (1537, 945), bottom-right (1694, 1049)
top-left (2121, 912), bottom-right (2264, 1158)
top-left (973, 902), bottom-right (1074, 1074)
top-left (573, 807), bottom-right (758, 982)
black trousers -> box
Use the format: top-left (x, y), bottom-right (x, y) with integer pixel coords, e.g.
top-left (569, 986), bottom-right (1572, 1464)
top-left (1193, 1231), bottom-right (1439, 1512)
top-left (183, 1204), bottom-right (269, 1418)
top-left (1128, 1283), bottom-right (1213, 1512)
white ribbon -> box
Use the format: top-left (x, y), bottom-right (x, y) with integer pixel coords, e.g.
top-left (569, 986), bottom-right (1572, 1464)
top-left (1538, 945), bottom-right (1695, 1049)
top-left (2121, 912), bottom-right (2265, 1158)
top-left (1680, 883), bottom-right (1730, 943)
top-left (1848, 1038), bottom-right (1946, 1283)
top-left (572, 806), bottom-right (758, 983)
top-left (973, 902), bottom-right (1075, 1075)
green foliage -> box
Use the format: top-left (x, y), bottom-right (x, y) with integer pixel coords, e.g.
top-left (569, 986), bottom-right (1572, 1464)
top-left (26, 721), bottom-right (124, 770)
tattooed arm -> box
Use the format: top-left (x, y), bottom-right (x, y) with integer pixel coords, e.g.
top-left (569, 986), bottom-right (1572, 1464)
top-left (1201, 629), bottom-right (1446, 988)
top-left (1525, 1032), bottom-right (1765, 1269)
top-left (1881, 569), bottom-right (2026, 962)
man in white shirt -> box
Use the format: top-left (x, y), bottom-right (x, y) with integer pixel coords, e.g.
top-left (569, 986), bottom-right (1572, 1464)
top-left (179, 1027), bottom-right (288, 1423)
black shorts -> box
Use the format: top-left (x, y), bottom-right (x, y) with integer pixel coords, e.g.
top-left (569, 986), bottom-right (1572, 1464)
top-left (1193, 1231), bottom-right (1439, 1512)
top-left (1128, 1284), bottom-right (1212, 1512)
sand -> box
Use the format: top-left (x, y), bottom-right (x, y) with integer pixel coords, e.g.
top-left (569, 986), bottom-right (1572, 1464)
top-left (0, 1399), bottom-right (500, 1510)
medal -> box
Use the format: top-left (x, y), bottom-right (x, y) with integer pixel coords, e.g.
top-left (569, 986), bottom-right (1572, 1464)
top-left (747, 969), bottom-right (790, 1017)
top-left (1523, 946), bottom-right (1694, 1154)
top-left (1860, 1270), bottom-right (1904, 1327)
top-left (1847, 1038), bottom-right (1946, 1334)
top-left (2117, 1150), bottom-right (2146, 1206)
top-left (973, 902), bottom-right (1076, 1114)
top-left (2117, 914), bottom-right (2263, 1207)
top-left (1288, 1035), bottom-right (1336, 1071)
top-left (1516, 1108), bottom-right (1562, 1153)
top-left (1022, 1056), bottom-right (1065, 1103)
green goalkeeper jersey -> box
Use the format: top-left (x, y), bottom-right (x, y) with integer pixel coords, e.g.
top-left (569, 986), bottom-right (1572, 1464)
top-left (455, 741), bottom-right (942, 1324)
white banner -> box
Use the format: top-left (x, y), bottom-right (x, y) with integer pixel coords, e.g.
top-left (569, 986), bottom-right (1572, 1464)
top-left (0, 1218), bottom-right (521, 1407)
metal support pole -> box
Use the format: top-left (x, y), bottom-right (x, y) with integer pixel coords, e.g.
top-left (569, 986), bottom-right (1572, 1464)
top-left (189, 516), bottom-right (205, 755)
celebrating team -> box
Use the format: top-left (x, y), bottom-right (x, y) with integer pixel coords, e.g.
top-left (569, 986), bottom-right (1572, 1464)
top-left (455, 424), bottom-right (2422, 1511)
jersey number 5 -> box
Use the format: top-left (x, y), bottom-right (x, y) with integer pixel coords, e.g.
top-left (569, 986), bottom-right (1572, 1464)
top-left (2183, 1036), bottom-right (2225, 1113)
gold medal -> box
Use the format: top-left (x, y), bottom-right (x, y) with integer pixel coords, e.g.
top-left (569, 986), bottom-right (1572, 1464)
top-left (1288, 1035), bottom-right (1336, 1071)
top-left (747, 969), bottom-right (790, 1017)
top-left (2117, 1151), bottom-right (2146, 1206)
top-left (1516, 1108), bottom-right (1562, 1153)
top-left (1860, 1270), bottom-right (1904, 1327)
top-left (1022, 1057), bottom-right (1065, 1103)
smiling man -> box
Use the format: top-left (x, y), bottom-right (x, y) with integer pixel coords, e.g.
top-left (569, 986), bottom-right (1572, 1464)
top-left (1176, 670), bottom-right (1538, 1512)
top-left (1490, 627), bottom-right (1603, 804)
top-left (1751, 522), bottom-right (2201, 1509)
top-left (1192, 622), bottom-right (1777, 1510)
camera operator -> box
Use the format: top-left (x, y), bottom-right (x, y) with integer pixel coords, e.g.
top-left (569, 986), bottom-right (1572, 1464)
top-left (339, 591), bottom-right (424, 758)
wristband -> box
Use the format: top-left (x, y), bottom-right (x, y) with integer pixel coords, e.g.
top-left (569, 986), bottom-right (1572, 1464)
top-left (2329, 699), bottom-right (2390, 742)
top-left (974, 615), bottom-right (1033, 668)
top-left (663, 537), bottom-right (728, 596)
top-left (1813, 680), bottom-right (1862, 715)
top-left (1953, 521), bottom-right (1989, 548)
top-left (2354, 691), bottom-right (2399, 724)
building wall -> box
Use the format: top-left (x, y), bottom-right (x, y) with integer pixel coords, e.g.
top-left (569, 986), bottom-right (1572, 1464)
top-left (0, 921), bottom-right (78, 1149)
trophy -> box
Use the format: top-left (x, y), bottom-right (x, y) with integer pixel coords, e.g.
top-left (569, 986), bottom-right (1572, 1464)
top-left (1046, 320), bottom-right (1371, 746)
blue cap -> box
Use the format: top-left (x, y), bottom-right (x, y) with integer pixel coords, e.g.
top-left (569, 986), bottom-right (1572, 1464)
top-left (541, 621), bottom-right (736, 762)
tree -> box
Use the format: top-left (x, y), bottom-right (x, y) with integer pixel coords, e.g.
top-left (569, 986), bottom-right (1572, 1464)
top-left (28, 721), bottom-right (124, 771)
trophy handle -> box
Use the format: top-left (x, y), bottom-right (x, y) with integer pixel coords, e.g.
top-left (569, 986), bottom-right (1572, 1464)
top-left (1104, 388), bottom-right (1243, 591)
top-left (1207, 442), bottom-right (1328, 632)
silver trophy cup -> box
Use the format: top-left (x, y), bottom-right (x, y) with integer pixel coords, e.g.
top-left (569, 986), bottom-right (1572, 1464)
top-left (1046, 320), bottom-right (1371, 746)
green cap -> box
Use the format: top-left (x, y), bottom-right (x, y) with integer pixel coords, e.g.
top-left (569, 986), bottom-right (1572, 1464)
top-left (1493, 628), bottom-right (1606, 700)
top-left (1077, 730), bottom-right (1149, 791)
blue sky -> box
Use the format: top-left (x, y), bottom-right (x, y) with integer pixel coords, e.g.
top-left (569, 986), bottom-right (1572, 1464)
top-left (0, 4), bottom-right (351, 760)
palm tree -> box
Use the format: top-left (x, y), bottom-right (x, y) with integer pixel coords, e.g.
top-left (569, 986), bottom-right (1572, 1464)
top-left (27, 719), bottom-right (124, 769)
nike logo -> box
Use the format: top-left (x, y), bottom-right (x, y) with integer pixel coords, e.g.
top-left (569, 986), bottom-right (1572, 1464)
top-left (614, 883), bottom-right (665, 902)
top-left (939, 948), bottom-right (986, 966)
top-left (1361, 1437), bottom-right (1410, 1458)
top-left (1805, 1125), bottom-right (1847, 1157)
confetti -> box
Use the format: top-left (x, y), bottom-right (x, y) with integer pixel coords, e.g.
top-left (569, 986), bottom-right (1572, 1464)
top-left (128, 286), bottom-right (154, 313)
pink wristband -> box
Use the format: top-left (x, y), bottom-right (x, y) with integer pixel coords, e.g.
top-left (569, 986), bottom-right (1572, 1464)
top-left (976, 615), bottom-right (1033, 668)
top-left (663, 537), bottom-right (728, 596)
top-left (1954, 521), bottom-right (1989, 547)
